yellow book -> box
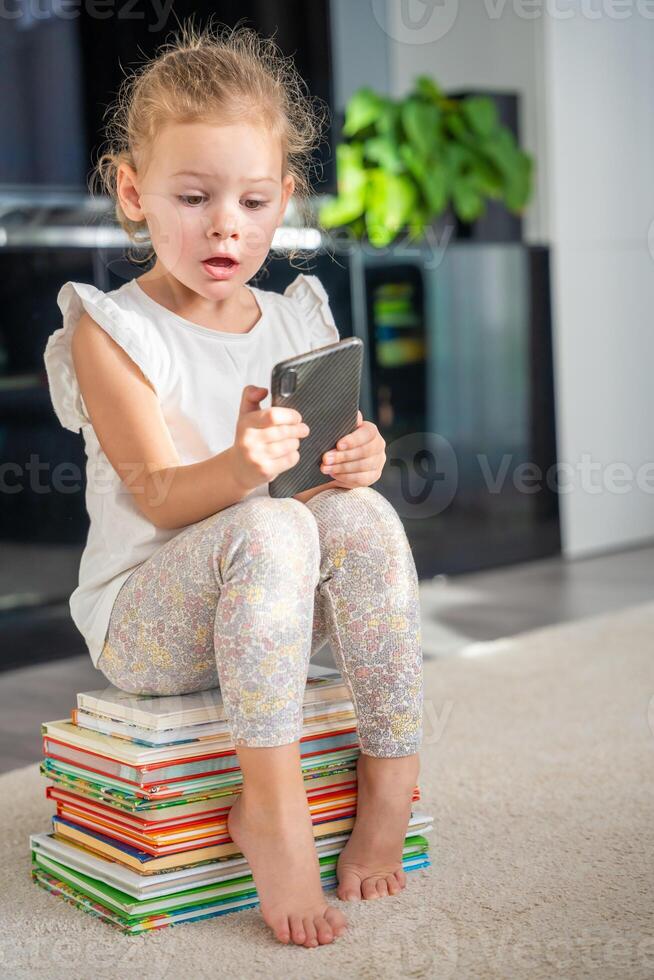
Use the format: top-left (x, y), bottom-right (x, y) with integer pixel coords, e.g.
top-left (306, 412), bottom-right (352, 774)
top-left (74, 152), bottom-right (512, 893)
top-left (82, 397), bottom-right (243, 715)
top-left (53, 814), bottom-right (357, 874)
top-left (41, 714), bottom-right (356, 768)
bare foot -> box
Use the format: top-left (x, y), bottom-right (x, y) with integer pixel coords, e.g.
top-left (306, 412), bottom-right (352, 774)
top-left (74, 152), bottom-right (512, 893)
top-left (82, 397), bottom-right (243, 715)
top-left (227, 788), bottom-right (348, 947)
top-left (336, 752), bottom-right (419, 902)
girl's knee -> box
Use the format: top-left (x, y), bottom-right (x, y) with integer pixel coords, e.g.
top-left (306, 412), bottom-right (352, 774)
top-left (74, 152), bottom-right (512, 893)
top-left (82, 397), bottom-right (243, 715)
top-left (247, 495), bottom-right (319, 542)
top-left (354, 485), bottom-right (400, 522)
top-left (209, 494), bottom-right (320, 569)
top-left (316, 485), bottom-right (403, 534)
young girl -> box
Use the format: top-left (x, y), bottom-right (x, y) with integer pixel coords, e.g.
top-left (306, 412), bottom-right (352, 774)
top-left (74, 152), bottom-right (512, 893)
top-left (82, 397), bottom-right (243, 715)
top-left (43, 22), bottom-right (424, 949)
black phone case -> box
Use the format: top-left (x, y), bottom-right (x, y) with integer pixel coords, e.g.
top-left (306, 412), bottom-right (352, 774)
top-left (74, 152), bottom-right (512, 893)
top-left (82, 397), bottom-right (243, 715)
top-left (268, 337), bottom-right (364, 498)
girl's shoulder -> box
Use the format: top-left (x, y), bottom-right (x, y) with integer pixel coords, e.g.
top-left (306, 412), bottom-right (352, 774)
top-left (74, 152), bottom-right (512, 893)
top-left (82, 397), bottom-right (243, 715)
top-left (272, 273), bottom-right (341, 351)
top-left (44, 279), bottom-right (170, 434)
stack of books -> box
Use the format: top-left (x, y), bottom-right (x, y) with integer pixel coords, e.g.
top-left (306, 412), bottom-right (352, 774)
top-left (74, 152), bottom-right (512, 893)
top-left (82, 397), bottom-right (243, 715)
top-left (30, 664), bottom-right (434, 933)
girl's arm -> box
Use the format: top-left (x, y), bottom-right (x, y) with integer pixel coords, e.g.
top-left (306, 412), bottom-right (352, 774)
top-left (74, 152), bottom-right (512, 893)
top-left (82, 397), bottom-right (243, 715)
top-left (72, 312), bottom-right (253, 530)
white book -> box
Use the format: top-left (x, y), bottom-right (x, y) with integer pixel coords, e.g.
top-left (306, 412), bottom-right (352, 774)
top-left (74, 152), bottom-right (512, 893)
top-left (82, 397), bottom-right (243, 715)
top-left (74, 699), bottom-right (356, 747)
top-left (41, 712), bottom-right (358, 768)
top-left (29, 812), bottom-right (435, 899)
top-left (77, 663), bottom-right (350, 732)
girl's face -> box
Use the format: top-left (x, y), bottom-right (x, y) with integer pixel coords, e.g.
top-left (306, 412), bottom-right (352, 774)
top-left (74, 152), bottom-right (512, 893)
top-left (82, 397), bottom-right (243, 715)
top-left (118, 120), bottom-right (294, 297)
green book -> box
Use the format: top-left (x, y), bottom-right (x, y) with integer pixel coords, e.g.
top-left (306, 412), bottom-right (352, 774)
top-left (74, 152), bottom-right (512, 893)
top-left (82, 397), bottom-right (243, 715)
top-left (31, 837), bottom-right (432, 934)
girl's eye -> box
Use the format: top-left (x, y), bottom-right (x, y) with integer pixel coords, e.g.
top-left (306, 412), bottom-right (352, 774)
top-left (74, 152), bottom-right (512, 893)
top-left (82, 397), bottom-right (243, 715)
top-left (177, 196), bottom-right (266, 210)
top-left (178, 195), bottom-right (206, 207)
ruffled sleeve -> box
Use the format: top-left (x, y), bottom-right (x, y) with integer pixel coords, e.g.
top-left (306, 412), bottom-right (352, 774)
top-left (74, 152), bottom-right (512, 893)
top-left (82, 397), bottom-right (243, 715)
top-left (283, 273), bottom-right (340, 350)
top-left (44, 281), bottom-right (168, 434)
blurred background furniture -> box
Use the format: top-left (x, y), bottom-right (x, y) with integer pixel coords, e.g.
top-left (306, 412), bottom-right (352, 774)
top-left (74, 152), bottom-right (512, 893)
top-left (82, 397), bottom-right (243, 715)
top-left (2, 0), bottom-right (653, 670)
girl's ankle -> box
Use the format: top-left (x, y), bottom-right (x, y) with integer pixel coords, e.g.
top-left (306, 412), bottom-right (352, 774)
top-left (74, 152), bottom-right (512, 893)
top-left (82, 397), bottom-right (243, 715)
top-left (356, 753), bottom-right (420, 793)
top-left (240, 783), bottom-right (309, 819)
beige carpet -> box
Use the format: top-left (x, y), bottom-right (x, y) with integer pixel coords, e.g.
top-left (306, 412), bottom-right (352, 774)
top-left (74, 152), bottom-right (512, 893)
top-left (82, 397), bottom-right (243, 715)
top-left (2, 601), bottom-right (653, 980)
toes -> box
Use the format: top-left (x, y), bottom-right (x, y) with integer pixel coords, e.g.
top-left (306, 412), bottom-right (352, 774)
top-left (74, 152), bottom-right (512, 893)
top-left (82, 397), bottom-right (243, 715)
top-left (272, 914), bottom-right (291, 944)
top-left (361, 877), bottom-right (380, 900)
top-left (325, 905), bottom-right (348, 937)
top-left (375, 877), bottom-right (389, 898)
top-left (302, 915), bottom-right (318, 948)
top-left (338, 886), bottom-right (361, 902)
top-left (386, 873), bottom-right (402, 895)
top-left (314, 914), bottom-right (334, 944)
top-left (396, 868), bottom-right (408, 889)
top-left (289, 914), bottom-right (306, 945)
top-left (337, 869), bottom-right (362, 902)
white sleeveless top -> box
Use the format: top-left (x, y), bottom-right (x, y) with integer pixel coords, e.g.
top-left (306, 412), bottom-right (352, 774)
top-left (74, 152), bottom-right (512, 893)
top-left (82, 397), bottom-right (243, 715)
top-left (43, 273), bottom-right (340, 668)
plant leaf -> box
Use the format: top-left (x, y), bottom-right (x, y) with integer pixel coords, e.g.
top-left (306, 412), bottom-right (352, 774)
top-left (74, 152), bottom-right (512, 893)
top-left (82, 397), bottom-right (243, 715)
top-left (452, 175), bottom-right (486, 222)
top-left (479, 128), bottom-right (518, 179)
top-left (318, 143), bottom-right (369, 228)
top-left (422, 161), bottom-right (449, 215)
top-left (401, 99), bottom-right (442, 159)
top-left (503, 150), bottom-right (534, 211)
top-left (468, 157), bottom-right (504, 198)
top-left (462, 96), bottom-right (499, 137)
top-left (343, 87), bottom-right (387, 138)
top-left (364, 136), bottom-right (405, 174)
top-left (318, 193), bottom-right (367, 228)
top-left (375, 102), bottom-right (401, 140)
top-left (365, 170), bottom-right (419, 247)
top-left (443, 142), bottom-right (474, 177)
top-left (443, 111), bottom-right (467, 140)
top-left (406, 204), bottom-right (431, 243)
top-left (414, 75), bottom-right (444, 104)
top-left (336, 143), bottom-right (367, 198)
top-left (398, 143), bottom-right (427, 184)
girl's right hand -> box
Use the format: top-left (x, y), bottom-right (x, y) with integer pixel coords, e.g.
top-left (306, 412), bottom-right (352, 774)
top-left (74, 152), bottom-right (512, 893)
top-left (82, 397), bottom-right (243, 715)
top-left (231, 384), bottom-right (310, 492)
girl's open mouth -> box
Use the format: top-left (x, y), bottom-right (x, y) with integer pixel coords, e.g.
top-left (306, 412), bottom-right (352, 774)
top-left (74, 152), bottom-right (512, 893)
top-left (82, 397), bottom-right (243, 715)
top-left (202, 257), bottom-right (240, 280)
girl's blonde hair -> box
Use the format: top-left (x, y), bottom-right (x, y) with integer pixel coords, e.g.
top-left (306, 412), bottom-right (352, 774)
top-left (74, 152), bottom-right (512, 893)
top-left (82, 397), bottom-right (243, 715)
top-left (90, 16), bottom-right (330, 270)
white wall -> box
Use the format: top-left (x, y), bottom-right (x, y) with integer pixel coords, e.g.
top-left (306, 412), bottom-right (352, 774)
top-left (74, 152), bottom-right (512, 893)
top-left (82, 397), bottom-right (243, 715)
top-left (384, 0), bottom-right (548, 243)
top-left (329, 1), bottom-right (654, 558)
top-left (540, 7), bottom-right (654, 556)
top-left (330, 0), bottom-right (392, 109)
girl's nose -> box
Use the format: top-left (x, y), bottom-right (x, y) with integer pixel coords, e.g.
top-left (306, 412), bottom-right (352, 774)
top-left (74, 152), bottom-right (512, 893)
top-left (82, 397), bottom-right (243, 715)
top-left (207, 210), bottom-right (238, 239)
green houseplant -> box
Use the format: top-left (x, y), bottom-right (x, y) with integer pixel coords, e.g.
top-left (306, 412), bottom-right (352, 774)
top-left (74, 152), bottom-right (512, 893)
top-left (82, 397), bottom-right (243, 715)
top-left (318, 76), bottom-right (534, 248)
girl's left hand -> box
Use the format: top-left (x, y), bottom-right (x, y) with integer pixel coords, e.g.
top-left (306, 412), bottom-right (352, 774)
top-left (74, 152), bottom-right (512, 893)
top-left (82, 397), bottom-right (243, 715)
top-left (319, 410), bottom-right (386, 488)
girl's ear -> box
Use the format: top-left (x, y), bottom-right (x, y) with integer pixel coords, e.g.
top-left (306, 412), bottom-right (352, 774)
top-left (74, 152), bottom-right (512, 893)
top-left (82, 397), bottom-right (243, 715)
top-left (277, 173), bottom-right (295, 222)
top-left (117, 162), bottom-right (145, 223)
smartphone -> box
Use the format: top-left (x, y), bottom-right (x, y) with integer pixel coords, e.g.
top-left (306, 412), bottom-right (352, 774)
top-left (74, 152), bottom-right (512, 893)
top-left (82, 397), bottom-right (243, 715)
top-left (268, 337), bottom-right (364, 498)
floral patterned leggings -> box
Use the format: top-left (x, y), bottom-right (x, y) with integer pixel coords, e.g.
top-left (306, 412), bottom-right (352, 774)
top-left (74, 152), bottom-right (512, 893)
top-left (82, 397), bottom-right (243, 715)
top-left (96, 486), bottom-right (423, 758)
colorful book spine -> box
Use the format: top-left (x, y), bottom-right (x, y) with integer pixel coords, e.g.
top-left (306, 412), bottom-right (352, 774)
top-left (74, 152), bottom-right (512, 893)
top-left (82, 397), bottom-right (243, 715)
top-left (30, 675), bottom-right (433, 932)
